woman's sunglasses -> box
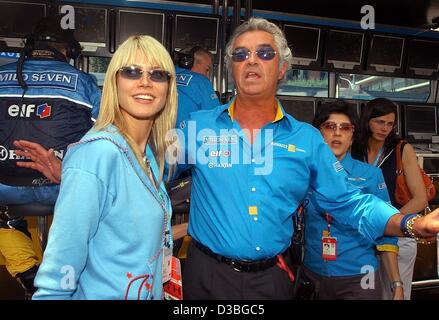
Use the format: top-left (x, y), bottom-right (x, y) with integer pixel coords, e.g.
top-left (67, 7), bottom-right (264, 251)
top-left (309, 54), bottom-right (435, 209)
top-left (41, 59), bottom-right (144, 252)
top-left (320, 122), bottom-right (355, 133)
top-left (231, 46), bottom-right (277, 62)
top-left (118, 65), bottom-right (171, 83)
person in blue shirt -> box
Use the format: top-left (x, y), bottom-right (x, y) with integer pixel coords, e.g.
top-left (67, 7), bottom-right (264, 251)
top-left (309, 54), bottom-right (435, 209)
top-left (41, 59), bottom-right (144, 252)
top-left (30, 35), bottom-right (176, 299)
top-left (173, 17), bottom-right (439, 300)
top-left (302, 100), bottom-right (404, 299)
top-left (171, 47), bottom-right (221, 240)
top-left (173, 47), bottom-right (220, 130)
top-left (0, 15), bottom-right (100, 295)
top-left (14, 18), bottom-right (439, 300)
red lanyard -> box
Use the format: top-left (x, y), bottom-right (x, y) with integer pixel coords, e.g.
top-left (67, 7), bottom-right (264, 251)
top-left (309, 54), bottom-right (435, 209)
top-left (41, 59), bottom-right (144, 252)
top-left (325, 213), bottom-right (332, 235)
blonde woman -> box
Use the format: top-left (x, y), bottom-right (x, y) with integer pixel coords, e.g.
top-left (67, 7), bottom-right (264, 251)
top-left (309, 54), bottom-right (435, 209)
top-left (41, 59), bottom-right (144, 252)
top-left (32, 35), bottom-right (177, 300)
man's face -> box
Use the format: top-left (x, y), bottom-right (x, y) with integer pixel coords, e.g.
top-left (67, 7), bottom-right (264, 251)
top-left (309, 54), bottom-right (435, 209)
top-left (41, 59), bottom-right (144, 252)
top-left (231, 30), bottom-right (287, 100)
top-left (191, 53), bottom-right (213, 78)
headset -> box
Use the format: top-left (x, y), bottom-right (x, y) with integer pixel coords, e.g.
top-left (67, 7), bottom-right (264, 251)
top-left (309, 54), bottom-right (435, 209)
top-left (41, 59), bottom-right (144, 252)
top-left (25, 15), bottom-right (82, 60)
top-left (17, 15), bottom-right (82, 90)
top-left (173, 46), bottom-right (203, 70)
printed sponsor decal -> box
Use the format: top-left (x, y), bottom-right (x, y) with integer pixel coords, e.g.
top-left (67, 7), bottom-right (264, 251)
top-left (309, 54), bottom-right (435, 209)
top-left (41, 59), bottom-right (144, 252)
top-left (0, 71), bottom-right (78, 91)
top-left (333, 161), bottom-right (344, 173)
top-left (8, 103), bottom-right (52, 119)
top-left (210, 150), bottom-right (231, 157)
top-left (176, 74), bottom-right (193, 86)
top-left (36, 103), bottom-right (52, 118)
top-left (207, 162), bottom-right (232, 169)
top-left (378, 182), bottom-right (387, 190)
top-left (272, 142), bottom-right (306, 153)
top-left (203, 135), bottom-right (238, 145)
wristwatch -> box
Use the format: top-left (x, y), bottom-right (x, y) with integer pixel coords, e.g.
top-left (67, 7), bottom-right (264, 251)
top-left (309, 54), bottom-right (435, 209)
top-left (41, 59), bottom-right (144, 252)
top-left (391, 280), bottom-right (404, 291)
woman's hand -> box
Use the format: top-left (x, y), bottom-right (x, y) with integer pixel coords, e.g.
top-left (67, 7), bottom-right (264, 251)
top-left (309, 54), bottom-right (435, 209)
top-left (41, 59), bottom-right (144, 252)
top-left (392, 286), bottom-right (404, 300)
top-left (13, 140), bottom-right (62, 184)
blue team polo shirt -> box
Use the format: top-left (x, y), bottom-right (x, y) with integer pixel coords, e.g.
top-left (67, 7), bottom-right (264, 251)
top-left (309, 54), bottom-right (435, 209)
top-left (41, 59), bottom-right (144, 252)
top-left (304, 152), bottom-right (399, 276)
top-left (177, 98), bottom-right (399, 261)
top-left (175, 66), bottom-right (220, 130)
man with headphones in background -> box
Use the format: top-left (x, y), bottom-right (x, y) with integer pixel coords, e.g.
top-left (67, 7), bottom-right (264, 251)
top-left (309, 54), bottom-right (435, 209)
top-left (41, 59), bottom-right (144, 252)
top-left (169, 47), bottom-right (221, 261)
top-left (189, 46), bottom-right (214, 78)
top-left (0, 15), bottom-right (100, 295)
top-left (173, 46), bottom-right (220, 130)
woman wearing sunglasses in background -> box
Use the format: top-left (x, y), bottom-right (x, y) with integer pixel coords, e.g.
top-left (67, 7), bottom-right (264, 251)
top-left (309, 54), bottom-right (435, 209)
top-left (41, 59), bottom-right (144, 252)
top-left (351, 98), bottom-right (428, 300)
top-left (32, 35), bottom-right (177, 300)
top-left (302, 100), bottom-right (403, 300)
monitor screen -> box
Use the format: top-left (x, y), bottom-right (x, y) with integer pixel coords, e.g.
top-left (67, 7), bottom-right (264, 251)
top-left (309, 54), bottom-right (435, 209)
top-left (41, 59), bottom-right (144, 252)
top-left (0, 1), bottom-right (46, 38)
top-left (174, 15), bottom-right (219, 53)
top-left (284, 24), bottom-right (320, 64)
top-left (346, 101), bottom-right (360, 117)
top-left (407, 39), bottom-right (439, 75)
top-left (67, 6), bottom-right (107, 45)
top-left (422, 158), bottom-right (439, 174)
top-left (118, 10), bottom-right (165, 45)
top-left (368, 35), bottom-right (404, 71)
top-left (88, 56), bottom-right (111, 87)
top-left (279, 98), bottom-right (315, 124)
top-left (326, 30), bottom-right (364, 68)
top-left (404, 105), bottom-right (437, 142)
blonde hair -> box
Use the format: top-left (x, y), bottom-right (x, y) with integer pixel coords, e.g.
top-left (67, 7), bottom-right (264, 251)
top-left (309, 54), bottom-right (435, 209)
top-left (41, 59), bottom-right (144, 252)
top-left (94, 35), bottom-right (177, 183)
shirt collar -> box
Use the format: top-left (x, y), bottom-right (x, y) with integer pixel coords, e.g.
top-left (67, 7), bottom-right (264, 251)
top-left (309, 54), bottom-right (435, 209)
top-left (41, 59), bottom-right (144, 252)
top-left (224, 97), bottom-right (285, 123)
top-left (340, 152), bottom-right (354, 175)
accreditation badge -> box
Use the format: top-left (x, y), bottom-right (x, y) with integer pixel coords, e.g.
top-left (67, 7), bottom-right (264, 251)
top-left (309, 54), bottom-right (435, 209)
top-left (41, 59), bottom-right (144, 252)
top-left (163, 256), bottom-right (183, 300)
top-left (162, 247), bottom-right (172, 283)
top-left (322, 236), bottom-right (337, 261)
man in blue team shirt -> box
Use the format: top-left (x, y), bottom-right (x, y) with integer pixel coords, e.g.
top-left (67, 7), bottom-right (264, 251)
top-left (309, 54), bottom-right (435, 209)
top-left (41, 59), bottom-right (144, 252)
top-left (0, 15), bottom-right (100, 294)
top-left (175, 18), bottom-right (439, 299)
top-left (13, 18), bottom-right (439, 300)
top-left (173, 46), bottom-right (220, 130)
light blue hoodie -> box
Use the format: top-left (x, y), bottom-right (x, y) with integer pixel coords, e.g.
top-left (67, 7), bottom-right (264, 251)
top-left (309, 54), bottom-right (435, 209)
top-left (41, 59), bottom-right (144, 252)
top-left (33, 125), bottom-right (172, 300)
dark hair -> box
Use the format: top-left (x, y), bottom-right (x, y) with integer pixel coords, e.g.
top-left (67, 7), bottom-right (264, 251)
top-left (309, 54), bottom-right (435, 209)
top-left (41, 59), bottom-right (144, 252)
top-left (313, 100), bottom-right (359, 138)
top-left (28, 15), bottom-right (81, 59)
top-left (352, 98), bottom-right (400, 160)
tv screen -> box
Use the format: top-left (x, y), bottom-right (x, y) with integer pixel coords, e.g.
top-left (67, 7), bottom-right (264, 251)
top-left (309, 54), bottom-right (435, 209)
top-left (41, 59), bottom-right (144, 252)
top-left (284, 24), bottom-right (320, 64)
top-left (174, 15), bottom-right (219, 53)
top-left (346, 101), bottom-right (360, 117)
top-left (407, 39), bottom-right (439, 75)
top-left (368, 35), bottom-right (404, 71)
top-left (118, 10), bottom-right (165, 45)
top-left (404, 105), bottom-right (437, 142)
top-left (67, 6), bottom-right (107, 45)
top-left (279, 98), bottom-right (315, 124)
top-left (0, 1), bottom-right (46, 38)
top-left (326, 30), bottom-right (364, 68)
top-left (422, 158), bottom-right (439, 174)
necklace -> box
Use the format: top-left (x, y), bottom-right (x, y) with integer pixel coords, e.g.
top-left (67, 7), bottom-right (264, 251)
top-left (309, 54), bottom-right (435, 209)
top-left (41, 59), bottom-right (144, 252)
top-left (143, 155), bottom-right (157, 190)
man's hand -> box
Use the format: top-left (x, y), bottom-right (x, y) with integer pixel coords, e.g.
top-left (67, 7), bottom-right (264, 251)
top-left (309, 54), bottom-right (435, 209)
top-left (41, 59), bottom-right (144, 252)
top-left (413, 209), bottom-right (439, 241)
top-left (13, 140), bottom-right (62, 184)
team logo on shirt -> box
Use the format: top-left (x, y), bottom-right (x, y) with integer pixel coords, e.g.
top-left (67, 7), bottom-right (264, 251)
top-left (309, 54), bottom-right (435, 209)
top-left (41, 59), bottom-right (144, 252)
top-left (378, 182), bottom-right (387, 190)
top-left (272, 142), bottom-right (306, 153)
top-left (210, 150), bottom-right (231, 157)
top-left (176, 74), bottom-right (193, 86)
top-left (203, 135), bottom-right (238, 145)
top-left (8, 103), bottom-right (52, 119)
top-left (0, 145), bottom-right (8, 161)
top-left (36, 103), bottom-right (52, 118)
top-left (333, 161), bottom-right (344, 173)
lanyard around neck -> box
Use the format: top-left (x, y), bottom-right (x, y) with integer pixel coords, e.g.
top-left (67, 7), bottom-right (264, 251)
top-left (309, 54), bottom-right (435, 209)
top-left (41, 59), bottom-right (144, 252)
top-left (371, 147), bottom-right (384, 167)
